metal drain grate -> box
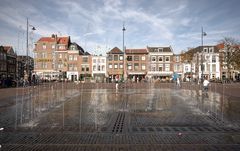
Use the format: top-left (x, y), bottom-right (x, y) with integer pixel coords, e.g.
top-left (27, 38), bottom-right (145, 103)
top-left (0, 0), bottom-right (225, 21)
top-left (112, 112), bottom-right (125, 133)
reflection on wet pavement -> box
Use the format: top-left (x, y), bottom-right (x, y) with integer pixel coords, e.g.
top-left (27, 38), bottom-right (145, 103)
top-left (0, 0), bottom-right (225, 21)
top-left (0, 83), bottom-right (240, 150)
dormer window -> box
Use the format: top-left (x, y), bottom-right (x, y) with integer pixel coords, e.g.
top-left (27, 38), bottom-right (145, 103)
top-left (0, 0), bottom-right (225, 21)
top-left (209, 47), bottom-right (213, 53)
top-left (158, 48), bottom-right (163, 52)
top-left (204, 48), bottom-right (207, 53)
top-left (70, 45), bottom-right (76, 50)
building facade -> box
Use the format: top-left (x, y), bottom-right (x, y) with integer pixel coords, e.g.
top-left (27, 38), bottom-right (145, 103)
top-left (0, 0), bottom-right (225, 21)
top-left (34, 34), bottom-right (71, 81)
top-left (106, 47), bottom-right (124, 82)
top-left (0, 46), bottom-right (7, 87)
top-left (192, 46), bottom-right (220, 80)
top-left (147, 46), bottom-right (174, 81)
top-left (3, 46), bottom-right (17, 80)
top-left (125, 48), bottom-right (148, 82)
top-left (92, 55), bottom-right (107, 82)
top-left (66, 42), bottom-right (85, 81)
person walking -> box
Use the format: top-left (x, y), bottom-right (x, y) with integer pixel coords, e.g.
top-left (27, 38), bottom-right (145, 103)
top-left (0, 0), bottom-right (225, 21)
top-left (203, 78), bottom-right (210, 92)
top-left (177, 78), bottom-right (181, 87)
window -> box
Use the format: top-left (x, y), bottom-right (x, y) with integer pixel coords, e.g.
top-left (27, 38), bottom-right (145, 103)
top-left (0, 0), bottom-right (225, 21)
top-left (212, 56), bottom-right (216, 63)
top-left (69, 64), bottom-right (73, 70)
top-left (42, 52), bottom-right (47, 58)
top-left (102, 65), bottom-right (105, 71)
top-left (127, 56), bottom-right (132, 61)
top-left (165, 64), bottom-right (170, 71)
top-left (134, 56), bottom-right (139, 61)
top-left (114, 55), bottom-right (118, 61)
top-left (70, 45), bottom-right (76, 50)
top-left (59, 45), bottom-right (65, 49)
top-left (59, 54), bottom-right (62, 59)
top-left (74, 55), bottom-right (77, 61)
top-left (74, 65), bottom-right (77, 71)
top-left (81, 66), bottom-right (85, 71)
top-left (151, 65), bottom-right (156, 71)
top-left (142, 64), bottom-right (146, 70)
top-left (43, 44), bottom-right (46, 49)
top-left (204, 48), bottom-right (207, 53)
top-left (159, 65), bottom-right (163, 71)
top-left (101, 59), bottom-right (105, 63)
top-left (165, 56), bottom-right (170, 62)
top-left (151, 56), bottom-right (156, 62)
top-left (134, 63), bottom-right (139, 70)
top-left (158, 56), bottom-right (163, 62)
top-left (175, 56), bottom-right (180, 62)
top-left (159, 48), bottom-right (163, 52)
top-left (69, 55), bottom-right (73, 61)
top-left (114, 63), bottom-right (118, 69)
top-left (142, 56), bottom-right (145, 61)
top-left (58, 63), bottom-right (63, 69)
top-left (212, 64), bottom-right (216, 72)
top-left (42, 62), bottom-right (47, 69)
top-left (127, 63), bottom-right (132, 70)
top-left (93, 65), bottom-right (96, 71)
top-left (83, 57), bottom-right (88, 63)
top-left (119, 63), bottom-right (123, 69)
top-left (119, 55), bottom-right (123, 60)
top-left (98, 65), bottom-right (101, 71)
top-left (86, 67), bottom-right (89, 72)
top-left (108, 55), bottom-right (112, 61)
top-left (209, 47), bottom-right (213, 53)
top-left (109, 63), bottom-right (112, 69)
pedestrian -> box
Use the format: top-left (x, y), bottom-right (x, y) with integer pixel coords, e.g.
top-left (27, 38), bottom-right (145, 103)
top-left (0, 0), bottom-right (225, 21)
top-left (177, 78), bottom-right (181, 87)
top-left (203, 78), bottom-right (210, 92)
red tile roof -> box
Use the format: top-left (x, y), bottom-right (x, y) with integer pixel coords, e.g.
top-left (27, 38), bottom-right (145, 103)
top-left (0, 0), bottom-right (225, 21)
top-left (38, 36), bottom-right (70, 45)
top-left (125, 48), bottom-right (148, 54)
top-left (107, 47), bottom-right (123, 54)
top-left (216, 43), bottom-right (224, 49)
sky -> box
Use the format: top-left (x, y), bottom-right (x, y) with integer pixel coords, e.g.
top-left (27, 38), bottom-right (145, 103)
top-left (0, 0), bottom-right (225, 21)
top-left (0, 0), bottom-right (240, 56)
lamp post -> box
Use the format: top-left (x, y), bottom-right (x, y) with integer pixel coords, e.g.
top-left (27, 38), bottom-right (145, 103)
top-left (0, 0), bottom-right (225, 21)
top-left (122, 22), bottom-right (126, 81)
top-left (26, 18), bottom-right (36, 82)
top-left (201, 27), bottom-right (207, 82)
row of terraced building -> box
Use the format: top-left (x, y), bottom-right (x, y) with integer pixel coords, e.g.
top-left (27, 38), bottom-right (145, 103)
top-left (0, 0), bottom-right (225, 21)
top-left (33, 34), bottom-right (239, 83)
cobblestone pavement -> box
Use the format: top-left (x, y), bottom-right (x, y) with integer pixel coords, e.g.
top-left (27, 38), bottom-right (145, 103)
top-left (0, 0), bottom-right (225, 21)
top-left (0, 82), bottom-right (240, 150)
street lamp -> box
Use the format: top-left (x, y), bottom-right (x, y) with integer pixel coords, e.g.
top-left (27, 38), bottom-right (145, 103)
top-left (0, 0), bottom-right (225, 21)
top-left (26, 18), bottom-right (36, 82)
top-left (201, 27), bottom-right (207, 82)
top-left (122, 22), bottom-right (126, 81)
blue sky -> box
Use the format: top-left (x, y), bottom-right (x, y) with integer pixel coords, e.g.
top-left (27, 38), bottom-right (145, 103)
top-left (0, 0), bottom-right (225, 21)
top-left (0, 0), bottom-right (240, 56)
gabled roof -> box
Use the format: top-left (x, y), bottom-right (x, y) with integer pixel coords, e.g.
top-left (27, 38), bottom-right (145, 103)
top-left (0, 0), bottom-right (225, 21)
top-left (107, 47), bottom-right (123, 54)
top-left (38, 35), bottom-right (70, 45)
top-left (84, 51), bottom-right (91, 55)
top-left (70, 42), bottom-right (85, 55)
top-left (3, 46), bottom-right (16, 55)
top-left (147, 46), bottom-right (173, 52)
top-left (125, 48), bottom-right (148, 54)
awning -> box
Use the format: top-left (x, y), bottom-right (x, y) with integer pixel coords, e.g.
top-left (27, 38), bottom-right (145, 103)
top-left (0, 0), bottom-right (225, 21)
top-left (128, 72), bottom-right (146, 75)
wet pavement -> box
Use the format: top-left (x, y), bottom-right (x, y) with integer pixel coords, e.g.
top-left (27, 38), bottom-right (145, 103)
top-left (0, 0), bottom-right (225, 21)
top-left (0, 82), bottom-right (240, 150)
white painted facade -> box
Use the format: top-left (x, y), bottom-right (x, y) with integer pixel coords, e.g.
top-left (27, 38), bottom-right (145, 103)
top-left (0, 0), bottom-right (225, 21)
top-left (193, 46), bottom-right (221, 80)
top-left (92, 56), bottom-right (107, 82)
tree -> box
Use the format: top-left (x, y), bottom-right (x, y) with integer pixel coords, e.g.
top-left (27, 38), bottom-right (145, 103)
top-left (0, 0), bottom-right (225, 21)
top-left (219, 37), bottom-right (240, 80)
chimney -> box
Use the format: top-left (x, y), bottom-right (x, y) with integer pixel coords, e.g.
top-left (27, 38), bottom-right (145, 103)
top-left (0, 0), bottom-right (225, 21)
top-left (51, 34), bottom-right (57, 39)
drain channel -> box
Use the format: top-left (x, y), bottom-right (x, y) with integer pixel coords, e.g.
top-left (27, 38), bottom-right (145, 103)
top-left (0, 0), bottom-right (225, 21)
top-left (112, 112), bottom-right (125, 133)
